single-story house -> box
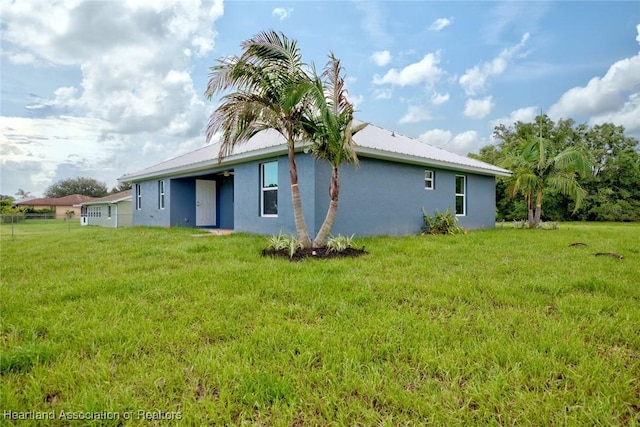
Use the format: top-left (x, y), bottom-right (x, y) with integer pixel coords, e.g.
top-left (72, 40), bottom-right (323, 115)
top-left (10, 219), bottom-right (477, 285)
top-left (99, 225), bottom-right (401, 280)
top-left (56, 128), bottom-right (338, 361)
top-left (76, 190), bottom-right (133, 228)
top-left (119, 122), bottom-right (511, 236)
top-left (16, 194), bottom-right (95, 219)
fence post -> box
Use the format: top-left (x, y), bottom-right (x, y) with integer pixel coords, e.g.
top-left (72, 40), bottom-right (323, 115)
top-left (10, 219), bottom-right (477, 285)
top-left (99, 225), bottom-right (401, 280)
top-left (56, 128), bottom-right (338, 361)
top-left (66, 211), bottom-right (74, 233)
top-left (11, 214), bottom-right (15, 238)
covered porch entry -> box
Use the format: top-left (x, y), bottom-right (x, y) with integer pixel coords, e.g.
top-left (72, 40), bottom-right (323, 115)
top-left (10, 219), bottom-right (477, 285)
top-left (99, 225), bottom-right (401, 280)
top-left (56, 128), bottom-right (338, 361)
top-left (170, 171), bottom-right (234, 229)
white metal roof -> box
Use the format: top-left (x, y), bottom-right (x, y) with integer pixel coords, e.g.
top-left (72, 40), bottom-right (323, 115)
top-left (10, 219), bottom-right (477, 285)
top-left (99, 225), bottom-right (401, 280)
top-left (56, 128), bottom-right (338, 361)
top-left (119, 122), bottom-right (510, 182)
top-left (75, 190), bottom-right (133, 206)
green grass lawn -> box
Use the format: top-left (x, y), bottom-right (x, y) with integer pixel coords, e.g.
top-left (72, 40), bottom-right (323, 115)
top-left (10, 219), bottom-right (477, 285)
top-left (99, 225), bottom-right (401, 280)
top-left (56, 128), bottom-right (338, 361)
top-left (1, 223), bottom-right (639, 425)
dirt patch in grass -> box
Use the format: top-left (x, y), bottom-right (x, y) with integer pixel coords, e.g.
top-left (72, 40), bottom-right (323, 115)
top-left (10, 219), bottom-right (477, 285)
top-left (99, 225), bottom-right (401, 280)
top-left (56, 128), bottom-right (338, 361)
top-left (261, 246), bottom-right (367, 261)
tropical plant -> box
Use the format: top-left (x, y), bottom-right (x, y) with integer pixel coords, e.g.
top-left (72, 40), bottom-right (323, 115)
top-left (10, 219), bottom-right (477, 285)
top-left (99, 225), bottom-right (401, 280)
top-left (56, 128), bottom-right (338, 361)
top-left (15, 189), bottom-right (30, 198)
top-left (303, 54), bottom-right (367, 247)
top-left (512, 219), bottom-right (528, 229)
top-left (205, 30), bottom-right (314, 248)
top-left (537, 221), bottom-right (559, 230)
top-left (475, 116), bottom-right (638, 222)
top-left (421, 207), bottom-right (462, 235)
top-left (267, 231), bottom-right (291, 251)
top-left (501, 135), bottom-right (591, 228)
top-left (266, 232), bottom-right (304, 258)
top-left (326, 234), bottom-right (355, 253)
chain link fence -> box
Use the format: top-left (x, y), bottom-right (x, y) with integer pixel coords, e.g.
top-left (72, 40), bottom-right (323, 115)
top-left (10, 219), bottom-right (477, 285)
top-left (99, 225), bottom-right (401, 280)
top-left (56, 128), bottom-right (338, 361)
top-left (0, 214), bottom-right (79, 237)
top-left (0, 214), bottom-right (133, 237)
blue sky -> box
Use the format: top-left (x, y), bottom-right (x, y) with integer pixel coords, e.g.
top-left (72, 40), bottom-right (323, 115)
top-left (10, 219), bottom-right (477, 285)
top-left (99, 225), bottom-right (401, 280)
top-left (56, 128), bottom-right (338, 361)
top-left (1, 1), bottom-right (639, 197)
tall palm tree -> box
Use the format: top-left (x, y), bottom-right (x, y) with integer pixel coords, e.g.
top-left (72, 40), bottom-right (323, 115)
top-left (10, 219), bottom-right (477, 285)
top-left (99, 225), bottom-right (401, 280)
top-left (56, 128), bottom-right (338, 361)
top-left (205, 30), bottom-right (313, 247)
top-left (303, 54), bottom-right (367, 247)
top-left (502, 135), bottom-right (591, 228)
top-left (15, 189), bottom-right (31, 198)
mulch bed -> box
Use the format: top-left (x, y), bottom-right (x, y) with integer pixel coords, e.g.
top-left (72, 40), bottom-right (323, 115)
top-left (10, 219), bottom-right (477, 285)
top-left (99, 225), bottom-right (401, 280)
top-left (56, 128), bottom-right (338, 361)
top-left (261, 246), bottom-right (368, 261)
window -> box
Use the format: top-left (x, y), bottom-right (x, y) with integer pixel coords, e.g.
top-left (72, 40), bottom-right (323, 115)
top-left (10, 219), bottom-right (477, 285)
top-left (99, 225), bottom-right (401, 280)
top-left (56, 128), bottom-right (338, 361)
top-left (260, 161), bottom-right (278, 216)
top-left (135, 184), bottom-right (142, 210)
top-left (455, 175), bottom-right (466, 216)
top-left (425, 170), bottom-right (435, 190)
top-left (158, 180), bottom-right (165, 209)
top-left (87, 206), bottom-right (102, 218)
top-left (107, 205), bottom-right (112, 219)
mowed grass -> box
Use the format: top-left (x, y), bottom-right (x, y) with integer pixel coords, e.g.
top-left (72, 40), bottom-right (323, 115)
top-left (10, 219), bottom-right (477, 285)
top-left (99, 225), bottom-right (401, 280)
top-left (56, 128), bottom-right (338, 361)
top-left (1, 223), bottom-right (639, 425)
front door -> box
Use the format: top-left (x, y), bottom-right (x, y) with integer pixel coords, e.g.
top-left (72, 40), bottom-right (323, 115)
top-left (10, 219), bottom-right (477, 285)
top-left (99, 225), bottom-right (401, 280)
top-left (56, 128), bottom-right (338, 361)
top-left (196, 179), bottom-right (216, 226)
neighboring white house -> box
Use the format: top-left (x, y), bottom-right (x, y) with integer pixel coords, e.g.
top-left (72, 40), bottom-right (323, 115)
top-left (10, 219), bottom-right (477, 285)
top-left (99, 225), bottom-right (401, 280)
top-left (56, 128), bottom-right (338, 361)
top-left (76, 190), bottom-right (132, 228)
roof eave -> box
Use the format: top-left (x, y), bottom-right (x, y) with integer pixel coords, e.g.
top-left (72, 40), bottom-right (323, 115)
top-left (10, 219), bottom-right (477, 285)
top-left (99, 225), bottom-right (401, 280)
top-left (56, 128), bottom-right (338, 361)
top-left (119, 144), bottom-right (290, 182)
top-left (78, 196), bottom-right (132, 206)
top-left (356, 147), bottom-right (512, 177)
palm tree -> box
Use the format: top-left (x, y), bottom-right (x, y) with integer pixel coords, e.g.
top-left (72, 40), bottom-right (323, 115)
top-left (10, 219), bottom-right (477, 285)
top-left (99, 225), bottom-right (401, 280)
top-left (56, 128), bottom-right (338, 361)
top-left (303, 54), bottom-right (367, 247)
top-left (205, 30), bottom-right (314, 247)
top-left (502, 135), bottom-right (592, 228)
top-left (15, 189), bottom-right (31, 198)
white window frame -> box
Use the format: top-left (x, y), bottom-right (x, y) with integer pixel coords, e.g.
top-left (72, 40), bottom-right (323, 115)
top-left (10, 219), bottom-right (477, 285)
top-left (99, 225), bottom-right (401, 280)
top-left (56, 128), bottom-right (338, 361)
top-left (158, 180), bottom-right (165, 209)
top-left (107, 205), bottom-right (112, 219)
top-left (87, 206), bottom-right (102, 218)
top-left (455, 175), bottom-right (466, 216)
top-left (135, 184), bottom-right (142, 210)
top-left (425, 170), bottom-right (435, 190)
top-left (260, 161), bottom-right (278, 217)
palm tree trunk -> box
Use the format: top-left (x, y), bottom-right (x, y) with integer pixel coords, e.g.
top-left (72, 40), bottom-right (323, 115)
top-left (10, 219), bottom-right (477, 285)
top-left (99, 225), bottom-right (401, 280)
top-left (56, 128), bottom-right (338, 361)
top-left (288, 146), bottom-right (312, 248)
top-left (313, 166), bottom-right (340, 247)
top-left (533, 189), bottom-right (544, 228)
top-left (527, 194), bottom-right (535, 228)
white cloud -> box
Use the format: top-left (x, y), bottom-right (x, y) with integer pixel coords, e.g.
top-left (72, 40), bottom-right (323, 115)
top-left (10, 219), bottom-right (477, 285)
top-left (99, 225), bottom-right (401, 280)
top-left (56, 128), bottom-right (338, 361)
top-left (589, 93), bottom-right (640, 139)
top-left (430, 18), bottom-right (452, 32)
top-left (418, 129), bottom-right (452, 146)
top-left (491, 106), bottom-right (539, 128)
top-left (418, 129), bottom-right (484, 155)
top-left (399, 105), bottom-right (432, 124)
top-left (3, 1), bottom-right (222, 136)
top-left (0, 115), bottom-right (114, 194)
top-left (0, 114), bottom-right (206, 196)
top-left (0, 0), bottom-right (223, 195)
top-left (8, 52), bottom-right (36, 65)
top-left (548, 53), bottom-right (640, 119)
top-left (272, 7), bottom-right (293, 20)
top-left (371, 50), bottom-right (392, 67)
top-left (459, 32), bottom-right (530, 96)
top-left (373, 52), bottom-right (442, 87)
top-left (464, 96), bottom-right (494, 119)
top-left (372, 88), bottom-right (392, 100)
top-left (450, 131), bottom-right (482, 154)
top-left (546, 27), bottom-right (640, 141)
top-left (430, 92), bottom-right (450, 106)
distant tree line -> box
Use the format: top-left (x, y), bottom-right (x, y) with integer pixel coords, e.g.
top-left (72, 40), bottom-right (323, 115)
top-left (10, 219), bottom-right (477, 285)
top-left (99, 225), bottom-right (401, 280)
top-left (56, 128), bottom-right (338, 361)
top-left (471, 116), bottom-right (640, 222)
top-left (44, 177), bottom-right (109, 198)
top-left (42, 177), bottom-right (132, 198)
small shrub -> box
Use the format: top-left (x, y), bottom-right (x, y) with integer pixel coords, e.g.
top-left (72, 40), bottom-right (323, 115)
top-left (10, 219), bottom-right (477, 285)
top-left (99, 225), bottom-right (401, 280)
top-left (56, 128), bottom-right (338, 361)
top-left (326, 234), bottom-right (355, 253)
top-left (267, 231), bottom-right (290, 251)
top-left (287, 237), bottom-right (303, 259)
top-left (512, 220), bottom-right (528, 229)
top-left (267, 232), bottom-right (303, 258)
top-left (422, 207), bottom-right (462, 235)
top-left (538, 221), bottom-right (559, 230)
